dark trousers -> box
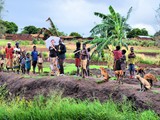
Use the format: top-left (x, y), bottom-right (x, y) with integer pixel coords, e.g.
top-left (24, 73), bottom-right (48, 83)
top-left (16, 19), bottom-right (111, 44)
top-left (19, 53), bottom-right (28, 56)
top-left (58, 58), bottom-right (65, 74)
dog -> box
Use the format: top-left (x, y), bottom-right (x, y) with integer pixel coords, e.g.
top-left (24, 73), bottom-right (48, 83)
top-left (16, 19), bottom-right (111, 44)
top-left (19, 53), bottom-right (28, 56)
top-left (114, 70), bottom-right (124, 84)
top-left (144, 73), bottom-right (158, 87)
top-left (135, 75), bottom-right (151, 91)
top-left (99, 67), bottom-right (110, 82)
top-left (135, 67), bottom-right (145, 77)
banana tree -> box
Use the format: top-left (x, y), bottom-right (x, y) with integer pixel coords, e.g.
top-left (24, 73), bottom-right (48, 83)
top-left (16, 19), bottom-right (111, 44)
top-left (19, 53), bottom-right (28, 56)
top-left (87, 5), bottom-right (132, 59)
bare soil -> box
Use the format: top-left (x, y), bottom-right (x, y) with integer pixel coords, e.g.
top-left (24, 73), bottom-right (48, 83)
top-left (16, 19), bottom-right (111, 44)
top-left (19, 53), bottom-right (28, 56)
top-left (0, 69), bottom-right (160, 115)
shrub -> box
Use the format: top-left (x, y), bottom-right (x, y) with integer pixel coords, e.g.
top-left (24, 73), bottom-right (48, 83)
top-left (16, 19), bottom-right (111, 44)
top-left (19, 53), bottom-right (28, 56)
top-left (39, 39), bottom-right (45, 45)
top-left (32, 38), bottom-right (38, 45)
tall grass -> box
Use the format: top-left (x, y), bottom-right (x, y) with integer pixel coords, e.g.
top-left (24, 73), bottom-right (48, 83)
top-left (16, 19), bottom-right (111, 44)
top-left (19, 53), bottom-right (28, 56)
top-left (0, 94), bottom-right (159, 120)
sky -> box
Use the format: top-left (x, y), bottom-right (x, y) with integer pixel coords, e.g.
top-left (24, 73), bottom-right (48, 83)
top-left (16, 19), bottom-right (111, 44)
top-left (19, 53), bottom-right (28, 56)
top-left (2, 0), bottom-right (160, 36)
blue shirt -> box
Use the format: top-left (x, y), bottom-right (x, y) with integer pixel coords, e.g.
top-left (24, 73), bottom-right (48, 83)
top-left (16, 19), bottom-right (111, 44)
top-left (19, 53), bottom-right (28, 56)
top-left (31, 51), bottom-right (38, 61)
top-left (25, 57), bottom-right (31, 69)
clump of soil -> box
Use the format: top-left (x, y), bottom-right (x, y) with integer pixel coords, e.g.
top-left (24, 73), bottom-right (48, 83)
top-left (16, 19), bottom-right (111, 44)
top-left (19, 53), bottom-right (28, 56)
top-left (0, 72), bottom-right (160, 115)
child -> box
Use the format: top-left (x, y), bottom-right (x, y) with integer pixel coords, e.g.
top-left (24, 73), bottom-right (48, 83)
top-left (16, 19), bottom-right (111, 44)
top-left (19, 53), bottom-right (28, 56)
top-left (74, 42), bottom-right (81, 76)
top-left (120, 49), bottom-right (127, 76)
top-left (37, 53), bottom-right (43, 74)
top-left (113, 46), bottom-right (122, 71)
top-left (87, 48), bottom-right (91, 76)
top-left (31, 46), bottom-right (38, 74)
top-left (0, 55), bottom-right (5, 72)
top-left (20, 52), bottom-right (26, 74)
top-left (80, 44), bottom-right (89, 78)
top-left (128, 47), bottom-right (136, 79)
top-left (25, 53), bottom-right (31, 75)
top-left (13, 51), bottom-right (20, 74)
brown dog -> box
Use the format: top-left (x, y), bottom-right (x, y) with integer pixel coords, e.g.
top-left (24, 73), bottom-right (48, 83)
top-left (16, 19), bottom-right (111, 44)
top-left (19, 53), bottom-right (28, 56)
top-left (144, 73), bottom-right (158, 87)
top-left (99, 67), bottom-right (110, 82)
top-left (135, 67), bottom-right (145, 77)
top-left (115, 70), bottom-right (124, 84)
top-left (135, 75), bottom-right (151, 91)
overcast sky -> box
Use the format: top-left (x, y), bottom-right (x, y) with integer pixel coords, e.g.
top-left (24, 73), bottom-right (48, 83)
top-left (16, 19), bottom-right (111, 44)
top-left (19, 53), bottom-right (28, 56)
top-left (2, 0), bottom-right (159, 36)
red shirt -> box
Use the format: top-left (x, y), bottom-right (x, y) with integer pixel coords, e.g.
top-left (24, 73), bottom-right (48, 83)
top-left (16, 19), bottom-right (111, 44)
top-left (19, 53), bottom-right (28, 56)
top-left (5, 47), bottom-right (14, 59)
top-left (113, 50), bottom-right (122, 61)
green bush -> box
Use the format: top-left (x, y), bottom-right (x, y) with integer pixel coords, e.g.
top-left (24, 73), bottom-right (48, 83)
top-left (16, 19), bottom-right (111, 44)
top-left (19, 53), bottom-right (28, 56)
top-left (20, 41), bottom-right (30, 45)
top-left (39, 39), bottom-right (45, 45)
top-left (32, 39), bottom-right (38, 45)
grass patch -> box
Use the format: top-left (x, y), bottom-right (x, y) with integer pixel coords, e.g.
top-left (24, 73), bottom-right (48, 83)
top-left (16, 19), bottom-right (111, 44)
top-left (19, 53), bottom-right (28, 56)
top-left (0, 94), bottom-right (159, 120)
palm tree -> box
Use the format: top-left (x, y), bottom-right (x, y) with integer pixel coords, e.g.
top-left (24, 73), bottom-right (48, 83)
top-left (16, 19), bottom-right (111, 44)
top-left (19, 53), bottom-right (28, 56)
top-left (86, 5), bottom-right (132, 59)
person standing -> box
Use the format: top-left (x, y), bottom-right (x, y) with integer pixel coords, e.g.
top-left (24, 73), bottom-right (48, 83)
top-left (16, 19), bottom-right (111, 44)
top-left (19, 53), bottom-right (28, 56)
top-left (80, 44), bottom-right (89, 78)
top-left (5, 42), bottom-right (14, 70)
top-left (58, 39), bottom-right (66, 75)
top-left (128, 47), bottom-right (136, 79)
top-left (14, 42), bottom-right (21, 54)
top-left (112, 46), bottom-right (122, 71)
top-left (74, 42), bottom-right (81, 76)
top-left (49, 40), bottom-right (58, 75)
top-left (120, 49), bottom-right (127, 76)
top-left (25, 53), bottom-right (31, 75)
top-left (31, 46), bottom-right (38, 74)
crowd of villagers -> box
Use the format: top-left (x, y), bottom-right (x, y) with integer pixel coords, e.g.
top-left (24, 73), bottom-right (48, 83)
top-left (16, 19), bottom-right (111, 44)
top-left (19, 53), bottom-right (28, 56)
top-left (0, 39), bottom-right (136, 78)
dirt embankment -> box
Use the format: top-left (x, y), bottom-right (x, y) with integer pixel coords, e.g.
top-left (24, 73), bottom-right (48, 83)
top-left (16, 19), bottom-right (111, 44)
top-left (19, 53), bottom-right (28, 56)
top-left (0, 72), bottom-right (160, 115)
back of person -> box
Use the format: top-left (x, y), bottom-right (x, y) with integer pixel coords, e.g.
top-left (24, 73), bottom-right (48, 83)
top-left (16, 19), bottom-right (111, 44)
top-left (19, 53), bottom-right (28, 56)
top-left (113, 50), bottom-right (122, 61)
top-left (74, 48), bottom-right (81, 58)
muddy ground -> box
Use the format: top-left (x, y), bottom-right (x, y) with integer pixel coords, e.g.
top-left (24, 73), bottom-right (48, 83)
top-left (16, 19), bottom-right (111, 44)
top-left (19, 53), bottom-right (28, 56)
top-left (0, 67), bottom-right (160, 115)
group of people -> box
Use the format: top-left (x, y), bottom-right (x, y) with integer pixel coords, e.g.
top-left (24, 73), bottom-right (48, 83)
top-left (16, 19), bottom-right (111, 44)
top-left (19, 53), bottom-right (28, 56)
top-left (113, 46), bottom-right (136, 78)
top-left (0, 39), bottom-right (137, 78)
top-left (74, 42), bottom-right (90, 78)
top-left (0, 39), bottom-right (67, 76)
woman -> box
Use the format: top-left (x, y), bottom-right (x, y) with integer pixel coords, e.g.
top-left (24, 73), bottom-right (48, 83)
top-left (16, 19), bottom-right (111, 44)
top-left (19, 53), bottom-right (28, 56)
top-left (49, 40), bottom-right (59, 75)
top-left (5, 42), bottom-right (14, 70)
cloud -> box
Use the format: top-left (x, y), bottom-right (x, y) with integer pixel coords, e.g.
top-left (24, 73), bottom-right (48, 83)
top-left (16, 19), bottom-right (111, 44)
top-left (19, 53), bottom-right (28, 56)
top-left (3, 0), bottom-right (160, 36)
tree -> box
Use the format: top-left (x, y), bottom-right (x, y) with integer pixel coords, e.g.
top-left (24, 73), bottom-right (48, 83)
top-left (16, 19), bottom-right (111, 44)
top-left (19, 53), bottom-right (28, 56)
top-left (21, 25), bottom-right (40, 34)
top-left (85, 5), bottom-right (132, 59)
top-left (127, 28), bottom-right (148, 38)
top-left (69, 32), bottom-right (81, 37)
top-left (0, 0), bottom-right (4, 19)
top-left (1, 20), bottom-right (18, 33)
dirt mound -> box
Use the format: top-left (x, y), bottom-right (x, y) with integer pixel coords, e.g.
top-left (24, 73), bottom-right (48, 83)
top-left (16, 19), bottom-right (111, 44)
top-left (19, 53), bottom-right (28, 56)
top-left (0, 72), bottom-right (160, 115)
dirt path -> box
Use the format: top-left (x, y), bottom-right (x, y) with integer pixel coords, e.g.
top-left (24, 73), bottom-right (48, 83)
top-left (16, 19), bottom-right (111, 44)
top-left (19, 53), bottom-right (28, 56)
top-left (0, 72), bottom-right (160, 115)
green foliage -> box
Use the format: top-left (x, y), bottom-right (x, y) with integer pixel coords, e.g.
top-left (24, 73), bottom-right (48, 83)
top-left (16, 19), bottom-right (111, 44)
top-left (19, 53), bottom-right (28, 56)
top-left (39, 39), bottom-right (45, 45)
top-left (21, 25), bottom-right (40, 34)
top-left (127, 28), bottom-right (149, 38)
top-left (0, 20), bottom-right (18, 34)
top-left (32, 38), bottom-right (38, 45)
top-left (0, 94), bottom-right (158, 120)
top-left (19, 41), bottom-right (30, 45)
top-left (88, 5), bottom-right (132, 59)
top-left (69, 32), bottom-right (82, 37)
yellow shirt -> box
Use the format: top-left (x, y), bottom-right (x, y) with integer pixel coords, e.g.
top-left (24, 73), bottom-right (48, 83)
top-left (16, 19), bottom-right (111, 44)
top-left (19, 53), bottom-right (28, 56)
top-left (128, 58), bottom-right (136, 64)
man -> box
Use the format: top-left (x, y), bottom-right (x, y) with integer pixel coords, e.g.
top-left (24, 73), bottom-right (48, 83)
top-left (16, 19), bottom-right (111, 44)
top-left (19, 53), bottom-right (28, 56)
top-left (80, 44), bottom-right (89, 78)
top-left (5, 42), bottom-right (14, 71)
top-left (58, 39), bottom-right (66, 75)
top-left (31, 46), bottom-right (38, 74)
top-left (14, 42), bottom-right (21, 54)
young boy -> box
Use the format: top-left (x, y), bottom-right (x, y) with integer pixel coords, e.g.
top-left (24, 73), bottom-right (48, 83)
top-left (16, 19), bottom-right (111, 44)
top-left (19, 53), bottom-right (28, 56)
top-left (0, 55), bottom-right (4, 72)
top-left (25, 53), bottom-right (31, 75)
top-left (80, 44), bottom-right (89, 78)
top-left (37, 53), bottom-right (43, 74)
top-left (31, 46), bottom-right (38, 74)
top-left (128, 47), bottom-right (136, 79)
top-left (120, 49), bottom-right (127, 76)
top-left (74, 42), bottom-right (81, 76)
